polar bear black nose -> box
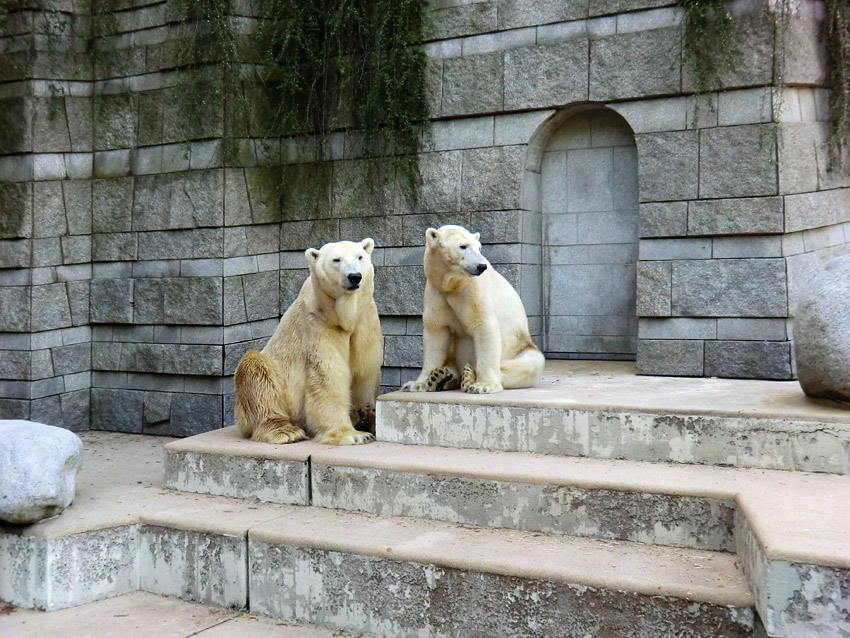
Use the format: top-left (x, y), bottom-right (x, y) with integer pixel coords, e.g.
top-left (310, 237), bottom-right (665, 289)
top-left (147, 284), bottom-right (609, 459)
top-left (348, 273), bottom-right (362, 285)
top-left (475, 263), bottom-right (487, 275)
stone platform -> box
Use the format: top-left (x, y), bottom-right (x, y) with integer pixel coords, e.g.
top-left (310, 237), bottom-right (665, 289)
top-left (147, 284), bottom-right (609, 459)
top-left (2, 362), bottom-right (849, 637)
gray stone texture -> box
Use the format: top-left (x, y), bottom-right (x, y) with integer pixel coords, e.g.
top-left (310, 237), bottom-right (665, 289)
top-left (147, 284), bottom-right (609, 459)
top-left (699, 126), bottom-right (777, 199)
top-left (636, 339), bottom-right (704, 377)
top-left (794, 254), bottom-right (850, 403)
top-left (504, 40), bottom-right (589, 110)
top-left (635, 131), bottom-right (698, 202)
top-left (0, 420), bottom-right (83, 524)
top-left (687, 197), bottom-right (784, 236)
top-left (441, 52), bottom-right (504, 117)
top-left (705, 341), bottom-right (792, 381)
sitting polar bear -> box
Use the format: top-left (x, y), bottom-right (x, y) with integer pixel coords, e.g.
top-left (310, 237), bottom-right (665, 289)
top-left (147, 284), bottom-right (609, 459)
top-left (403, 225), bottom-right (544, 394)
top-left (234, 238), bottom-right (381, 445)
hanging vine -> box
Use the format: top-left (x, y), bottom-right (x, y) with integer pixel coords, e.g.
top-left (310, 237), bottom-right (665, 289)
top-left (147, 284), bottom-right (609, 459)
top-left (824, 0), bottom-right (850, 169)
top-left (169, 0), bottom-right (430, 205)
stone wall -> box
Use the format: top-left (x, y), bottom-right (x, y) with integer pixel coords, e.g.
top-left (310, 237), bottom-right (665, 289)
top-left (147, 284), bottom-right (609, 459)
top-left (1, 0), bottom-right (848, 434)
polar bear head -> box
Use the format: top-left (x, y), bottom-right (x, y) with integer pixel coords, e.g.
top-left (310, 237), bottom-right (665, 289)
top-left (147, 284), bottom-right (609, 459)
top-left (305, 238), bottom-right (375, 297)
top-left (425, 225), bottom-right (488, 277)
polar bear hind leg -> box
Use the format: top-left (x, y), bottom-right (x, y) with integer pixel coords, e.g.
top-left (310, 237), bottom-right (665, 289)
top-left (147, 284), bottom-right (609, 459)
top-left (500, 347), bottom-right (545, 389)
top-left (234, 351), bottom-right (307, 444)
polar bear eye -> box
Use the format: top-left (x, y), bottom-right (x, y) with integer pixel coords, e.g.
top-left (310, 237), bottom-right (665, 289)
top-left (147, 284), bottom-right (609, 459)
top-left (460, 244), bottom-right (468, 250)
top-left (358, 255), bottom-right (363, 260)
top-left (332, 258), bottom-right (341, 263)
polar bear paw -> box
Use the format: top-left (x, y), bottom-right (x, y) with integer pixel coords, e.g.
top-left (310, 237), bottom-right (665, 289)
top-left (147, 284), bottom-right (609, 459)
top-left (402, 380), bottom-right (428, 392)
top-left (351, 405), bottom-right (376, 434)
top-left (319, 427), bottom-right (375, 445)
top-left (427, 366), bottom-right (458, 391)
top-left (466, 381), bottom-right (503, 394)
top-left (460, 365), bottom-right (476, 392)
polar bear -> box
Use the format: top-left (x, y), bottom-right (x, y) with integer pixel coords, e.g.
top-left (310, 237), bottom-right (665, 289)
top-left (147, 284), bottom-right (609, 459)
top-left (234, 238), bottom-right (382, 445)
top-left (402, 225), bottom-right (544, 394)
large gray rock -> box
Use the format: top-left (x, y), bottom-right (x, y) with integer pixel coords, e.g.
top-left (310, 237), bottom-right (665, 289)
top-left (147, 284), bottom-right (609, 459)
top-left (0, 420), bottom-right (83, 524)
top-left (795, 254), bottom-right (850, 404)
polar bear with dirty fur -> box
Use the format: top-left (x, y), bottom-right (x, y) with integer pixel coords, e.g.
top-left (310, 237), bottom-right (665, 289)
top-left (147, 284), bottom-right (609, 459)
top-left (234, 238), bottom-right (381, 445)
top-left (403, 225), bottom-right (544, 394)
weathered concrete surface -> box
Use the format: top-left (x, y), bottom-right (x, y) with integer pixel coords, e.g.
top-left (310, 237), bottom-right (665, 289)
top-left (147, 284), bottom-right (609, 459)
top-left (311, 460), bottom-right (735, 551)
top-left (0, 591), bottom-right (369, 638)
top-left (249, 507), bottom-right (755, 638)
top-left (379, 360), bottom-right (850, 473)
top-left (163, 427), bottom-right (319, 504)
top-left (0, 420), bottom-right (83, 524)
top-left (795, 253), bottom-right (850, 404)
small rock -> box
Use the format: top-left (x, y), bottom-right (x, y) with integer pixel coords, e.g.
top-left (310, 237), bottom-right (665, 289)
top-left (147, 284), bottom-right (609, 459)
top-left (794, 254), bottom-right (850, 405)
top-left (0, 420), bottom-right (83, 524)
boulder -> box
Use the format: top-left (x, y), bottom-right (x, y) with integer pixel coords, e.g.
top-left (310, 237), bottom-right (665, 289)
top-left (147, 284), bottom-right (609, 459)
top-left (794, 253), bottom-right (850, 404)
top-left (0, 420), bottom-right (83, 524)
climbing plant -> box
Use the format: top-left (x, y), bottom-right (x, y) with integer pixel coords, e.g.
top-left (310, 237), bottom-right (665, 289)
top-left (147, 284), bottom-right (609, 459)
top-left (680, 0), bottom-right (740, 98)
top-left (824, 0), bottom-right (850, 168)
top-left (170, 0), bottom-right (430, 205)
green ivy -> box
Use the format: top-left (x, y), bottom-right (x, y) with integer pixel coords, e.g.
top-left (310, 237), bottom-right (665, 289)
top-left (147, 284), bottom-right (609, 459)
top-left (680, 0), bottom-right (740, 97)
top-left (825, 0), bottom-right (850, 169)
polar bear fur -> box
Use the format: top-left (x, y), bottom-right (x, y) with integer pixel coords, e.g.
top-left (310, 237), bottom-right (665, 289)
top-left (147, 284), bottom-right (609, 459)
top-left (234, 238), bottom-right (382, 445)
top-left (403, 225), bottom-right (544, 394)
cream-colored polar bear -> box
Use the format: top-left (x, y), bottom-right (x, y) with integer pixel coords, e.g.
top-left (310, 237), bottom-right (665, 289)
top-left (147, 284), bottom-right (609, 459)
top-left (403, 225), bottom-right (544, 394)
top-left (234, 238), bottom-right (381, 445)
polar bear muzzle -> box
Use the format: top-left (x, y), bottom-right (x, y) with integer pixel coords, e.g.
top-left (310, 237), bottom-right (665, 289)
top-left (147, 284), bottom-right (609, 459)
top-left (468, 262), bottom-right (487, 276)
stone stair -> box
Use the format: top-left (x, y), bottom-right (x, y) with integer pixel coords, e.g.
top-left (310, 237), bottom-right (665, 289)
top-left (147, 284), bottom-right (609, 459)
top-left (3, 363), bottom-right (850, 637)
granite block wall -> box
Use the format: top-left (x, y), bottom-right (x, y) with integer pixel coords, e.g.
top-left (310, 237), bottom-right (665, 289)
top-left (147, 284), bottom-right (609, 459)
top-left (0, 0), bottom-right (848, 433)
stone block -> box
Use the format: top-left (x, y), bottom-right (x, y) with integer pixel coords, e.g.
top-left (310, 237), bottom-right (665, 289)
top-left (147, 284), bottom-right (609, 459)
top-left (93, 150), bottom-right (131, 178)
top-left (32, 98), bottom-right (72, 154)
top-left (497, 0), bottom-right (586, 28)
top-left (0, 350), bottom-right (31, 381)
top-left (30, 284), bottom-right (72, 332)
top-left (242, 271), bottom-right (280, 323)
top-left (712, 236), bottom-right (781, 259)
top-left (65, 98), bottom-right (93, 153)
top-left (90, 278), bottom-right (134, 324)
top-left (717, 318), bottom-right (787, 341)
top-left (91, 388), bottom-right (143, 432)
top-left (705, 341), bottom-right (792, 380)
top-left (279, 163), bottom-right (333, 221)
top-left (639, 238), bottom-right (711, 261)
top-left (67, 280), bottom-right (91, 326)
top-left (637, 339), bottom-right (704, 376)
top-left (136, 90), bottom-right (163, 146)
top-left (133, 170), bottom-right (223, 231)
top-left (639, 202), bottom-right (688, 238)
top-left (223, 224), bottom-right (280, 258)
top-left (0, 182), bottom-right (33, 239)
top-left (92, 233), bottom-right (137, 261)
top-left (426, 2), bottom-right (496, 40)
top-left (417, 151), bottom-right (463, 214)
top-left (635, 131), bottom-right (698, 202)
top-left (51, 343), bottom-right (91, 377)
top-left (470, 210), bottom-right (524, 244)
top-left (783, 16), bottom-right (828, 86)
top-left (0, 98), bottom-right (32, 154)
top-left (32, 237), bottom-right (63, 267)
top-left (717, 88), bottom-right (771, 127)
top-left (636, 261), bottom-right (671, 317)
top-left (136, 228), bottom-right (223, 260)
top-left (687, 197), bottom-right (784, 236)
top-left (460, 146), bottom-right (524, 211)
top-left (143, 392), bottom-right (223, 436)
top-left (588, 0), bottom-right (673, 16)
top-left (94, 93), bottom-right (137, 151)
top-left (59, 389), bottom-right (90, 431)
top-left (0, 420), bottom-right (83, 524)
top-left (441, 52), bottom-right (504, 117)
top-left (504, 40), bottom-right (589, 110)
top-left (382, 335), bottom-right (423, 368)
top-left (589, 28), bottom-right (681, 101)
top-left (671, 259), bottom-right (788, 318)
top-left (699, 125), bottom-right (777, 199)
top-left (0, 240), bottom-right (32, 269)
top-left (638, 318), bottom-right (716, 340)
top-left (784, 189), bottom-right (850, 234)
top-left (134, 277), bottom-right (224, 325)
top-left (374, 266), bottom-right (426, 316)
top-left (62, 181), bottom-right (92, 236)
top-left (92, 177), bottom-right (134, 233)
top-left (32, 182), bottom-right (67, 238)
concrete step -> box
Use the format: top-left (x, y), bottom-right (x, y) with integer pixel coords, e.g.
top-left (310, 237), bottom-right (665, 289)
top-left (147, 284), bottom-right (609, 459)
top-left (378, 360), bottom-right (850, 473)
top-left (155, 500), bottom-right (757, 638)
top-left (5, 433), bottom-right (848, 637)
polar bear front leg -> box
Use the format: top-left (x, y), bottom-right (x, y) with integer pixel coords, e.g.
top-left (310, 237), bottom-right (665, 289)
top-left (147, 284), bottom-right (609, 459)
top-left (307, 366), bottom-right (373, 445)
top-left (467, 321), bottom-right (503, 394)
top-left (402, 324), bottom-right (459, 392)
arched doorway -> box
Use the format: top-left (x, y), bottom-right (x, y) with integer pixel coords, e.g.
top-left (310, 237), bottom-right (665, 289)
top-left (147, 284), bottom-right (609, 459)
top-left (540, 108), bottom-right (639, 359)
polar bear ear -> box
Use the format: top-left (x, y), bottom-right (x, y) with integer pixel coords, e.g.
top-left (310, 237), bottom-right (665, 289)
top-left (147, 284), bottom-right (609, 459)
top-left (426, 228), bottom-right (439, 247)
top-left (305, 248), bottom-right (320, 264)
top-left (360, 238), bottom-right (375, 255)
top-left (473, 232), bottom-right (480, 241)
